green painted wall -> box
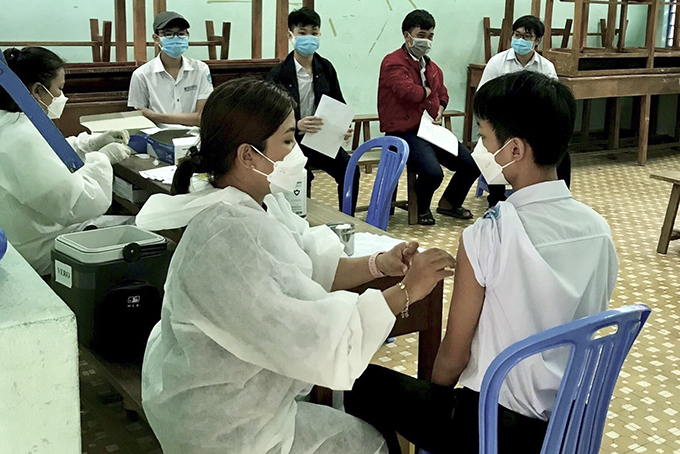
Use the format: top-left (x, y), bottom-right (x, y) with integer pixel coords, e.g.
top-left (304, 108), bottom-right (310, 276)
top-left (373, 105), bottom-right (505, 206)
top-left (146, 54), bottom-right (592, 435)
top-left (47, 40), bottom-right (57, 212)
top-left (0, 1), bottom-right (672, 137)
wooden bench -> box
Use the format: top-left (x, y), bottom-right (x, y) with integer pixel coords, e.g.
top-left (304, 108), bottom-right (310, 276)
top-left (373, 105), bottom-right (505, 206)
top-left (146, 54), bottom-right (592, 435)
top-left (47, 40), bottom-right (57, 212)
top-left (351, 110), bottom-right (465, 225)
top-left (651, 171), bottom-right (680, 254)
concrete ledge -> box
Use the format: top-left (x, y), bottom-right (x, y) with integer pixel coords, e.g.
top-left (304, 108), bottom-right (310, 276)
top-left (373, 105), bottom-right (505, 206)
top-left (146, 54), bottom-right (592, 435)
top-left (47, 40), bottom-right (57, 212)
top-left (0, 244), bottom-right (80, 454)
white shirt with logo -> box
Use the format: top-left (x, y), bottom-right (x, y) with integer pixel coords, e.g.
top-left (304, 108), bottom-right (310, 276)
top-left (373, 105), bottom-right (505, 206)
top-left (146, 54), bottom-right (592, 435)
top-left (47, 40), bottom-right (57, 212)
top-left (128, 55), bottom-right (213, 116)
top-left (459, 180), bottom-right (619, 420)
top-left (479, 48), bottom-right (557, 88)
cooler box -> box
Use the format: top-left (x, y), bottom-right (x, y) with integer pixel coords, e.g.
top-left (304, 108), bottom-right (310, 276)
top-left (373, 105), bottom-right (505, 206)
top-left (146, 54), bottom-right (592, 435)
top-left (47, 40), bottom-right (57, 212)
top-left (50, 226), bottom-right (172, 362)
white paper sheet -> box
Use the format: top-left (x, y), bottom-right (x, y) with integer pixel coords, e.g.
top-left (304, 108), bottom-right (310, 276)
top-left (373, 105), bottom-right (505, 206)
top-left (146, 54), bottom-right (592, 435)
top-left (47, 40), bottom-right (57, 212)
top-left (300, 95), bottom-right (355, 159)
top-left (353, 232), bottom-right (408, 258)
top-left (80, 111), bottom-right (156, 133)
top-left (417, 110), bottom-right (459, 156)
top-left (139, 165), bottom-right (177, 185)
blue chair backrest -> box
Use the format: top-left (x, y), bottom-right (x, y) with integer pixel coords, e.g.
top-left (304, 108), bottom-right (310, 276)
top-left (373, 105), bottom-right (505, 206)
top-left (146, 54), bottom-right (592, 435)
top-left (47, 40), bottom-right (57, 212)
top-left (479, 304), bottom-right (651, 454)
top-left (342, 137), bottom-right (409, 231)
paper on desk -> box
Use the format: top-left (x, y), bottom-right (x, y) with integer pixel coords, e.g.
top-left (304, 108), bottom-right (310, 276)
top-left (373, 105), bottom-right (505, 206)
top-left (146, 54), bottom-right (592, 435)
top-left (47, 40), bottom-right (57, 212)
top-left (140, 165), bottom-right (177, 185)
top-left (80, 111), bottom-right (157, 133)
top-left (353, 232), bottom-right (410, 258)
top-left (301, 95), bottom-right (354, 159)
top-left (417, 110), bottom-right (459, 156)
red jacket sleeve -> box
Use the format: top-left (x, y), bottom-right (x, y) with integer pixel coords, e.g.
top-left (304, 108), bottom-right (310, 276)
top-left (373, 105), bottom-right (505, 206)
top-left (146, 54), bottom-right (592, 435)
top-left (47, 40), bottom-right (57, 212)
top-left (380, 56), bottom-right (427, 104)
top-left (436, 65), bottom-right (449, 108)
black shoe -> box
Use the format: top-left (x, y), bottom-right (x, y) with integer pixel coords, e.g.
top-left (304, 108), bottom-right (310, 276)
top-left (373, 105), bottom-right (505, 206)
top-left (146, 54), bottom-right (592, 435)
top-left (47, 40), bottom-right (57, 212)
top-left (417, 210), bottom-right (436, 226)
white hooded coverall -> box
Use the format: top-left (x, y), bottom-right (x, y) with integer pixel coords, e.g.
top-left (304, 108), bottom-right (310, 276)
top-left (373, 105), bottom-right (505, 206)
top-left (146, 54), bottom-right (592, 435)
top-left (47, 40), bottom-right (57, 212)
top-left (136, 186), bottom-right (393, 454)
top-left (0, 110), bottom-right (113, 275)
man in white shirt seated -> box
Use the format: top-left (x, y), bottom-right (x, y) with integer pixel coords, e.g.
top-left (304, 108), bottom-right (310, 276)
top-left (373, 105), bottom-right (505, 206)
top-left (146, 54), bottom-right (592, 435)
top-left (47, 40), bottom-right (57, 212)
top-left (127, 11), bottom-right (214, 127)
top-left (345, 71), bottom-right (619, 454)
top-left (479, 15), bottom-right (571, 207)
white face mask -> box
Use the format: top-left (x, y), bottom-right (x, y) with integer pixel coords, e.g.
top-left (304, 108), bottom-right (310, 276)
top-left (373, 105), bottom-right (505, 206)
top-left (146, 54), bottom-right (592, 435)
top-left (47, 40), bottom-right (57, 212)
top-left (471, 138), bottom-right (515, 186)
top-left (408, 33), bottom-right (432, 59)
top-left (37, 84), bottom-right (68, 119)
top-left (251, 143), bottom-right (308, 193)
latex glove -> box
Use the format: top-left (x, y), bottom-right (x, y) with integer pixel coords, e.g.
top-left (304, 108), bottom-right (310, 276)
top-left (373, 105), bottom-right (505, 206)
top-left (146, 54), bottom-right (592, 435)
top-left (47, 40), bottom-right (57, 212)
top-left (90, 130), bottom-right (130, 151)
top-left (98, 142), bottom-right (132, 164)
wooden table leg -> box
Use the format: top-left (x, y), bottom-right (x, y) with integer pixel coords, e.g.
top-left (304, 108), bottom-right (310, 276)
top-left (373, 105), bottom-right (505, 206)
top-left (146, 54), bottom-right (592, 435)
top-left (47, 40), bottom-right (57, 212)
top-left (657, 183), bottom-right (680, 254)
top-left (606, 97), bottom-right (621, 150)
top-left (417, 280), bottom-right (443, 381)
top-left (639, 94), bottom-right (651, 165)
top-left (407, 166), bottom-right (418, 226)
top-left (463, 71), bottom-right (475, 147)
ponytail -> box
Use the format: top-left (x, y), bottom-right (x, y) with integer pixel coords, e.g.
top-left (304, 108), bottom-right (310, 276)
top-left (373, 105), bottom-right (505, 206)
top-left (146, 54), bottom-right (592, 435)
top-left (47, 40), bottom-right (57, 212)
top-left (171, 145), bottom-right (205, 195)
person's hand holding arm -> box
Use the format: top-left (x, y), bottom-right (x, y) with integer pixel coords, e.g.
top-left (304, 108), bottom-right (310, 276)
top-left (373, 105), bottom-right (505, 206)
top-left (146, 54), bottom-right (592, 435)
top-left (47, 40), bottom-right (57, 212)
top-left (383, 59), bottom-right (431, 103)
top-left (432, 238), bottom-right (485, 386)
top-left (332, 242), bottom-right (418, 291)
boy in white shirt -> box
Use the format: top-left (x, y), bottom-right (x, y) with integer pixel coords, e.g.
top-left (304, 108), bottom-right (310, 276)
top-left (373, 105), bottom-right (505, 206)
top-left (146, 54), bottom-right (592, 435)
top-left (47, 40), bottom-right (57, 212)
top-left (345, 71), bottom-right (619, 454)
top-left (128, 11), bottom-right (213, 127)
top-left (479, 15), bottom-right (570, 207)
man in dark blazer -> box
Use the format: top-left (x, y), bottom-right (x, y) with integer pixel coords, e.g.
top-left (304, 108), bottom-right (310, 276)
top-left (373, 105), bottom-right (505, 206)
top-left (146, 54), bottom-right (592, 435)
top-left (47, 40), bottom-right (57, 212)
top-left (267, 7), bottom-right (358, 214)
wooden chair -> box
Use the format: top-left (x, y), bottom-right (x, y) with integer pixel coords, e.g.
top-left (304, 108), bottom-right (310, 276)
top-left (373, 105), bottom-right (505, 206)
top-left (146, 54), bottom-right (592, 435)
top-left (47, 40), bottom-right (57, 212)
top-left (651, 171), bottom-right (680, 254)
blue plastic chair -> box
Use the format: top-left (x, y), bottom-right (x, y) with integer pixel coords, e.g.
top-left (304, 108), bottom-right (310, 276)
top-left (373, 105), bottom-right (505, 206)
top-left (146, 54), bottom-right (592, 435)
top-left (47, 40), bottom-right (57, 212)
top-left (479, 304), bottom-right (651, 454)
top-left (475, 175), bottom-right (514, 198)
top-left (342, 137), bottom-right (409, 231)
top-left (420, 304), bottom-right (651, 454)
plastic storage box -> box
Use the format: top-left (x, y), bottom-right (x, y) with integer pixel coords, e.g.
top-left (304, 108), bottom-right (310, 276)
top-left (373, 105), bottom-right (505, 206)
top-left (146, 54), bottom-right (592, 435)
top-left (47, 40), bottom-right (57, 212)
top-left (50, 226), bottom-right (172, 362)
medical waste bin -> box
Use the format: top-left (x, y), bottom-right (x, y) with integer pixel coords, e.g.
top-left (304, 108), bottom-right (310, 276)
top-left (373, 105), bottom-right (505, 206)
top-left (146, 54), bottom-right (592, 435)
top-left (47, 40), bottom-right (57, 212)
top-left (50, 226), bottom-right (171, 362)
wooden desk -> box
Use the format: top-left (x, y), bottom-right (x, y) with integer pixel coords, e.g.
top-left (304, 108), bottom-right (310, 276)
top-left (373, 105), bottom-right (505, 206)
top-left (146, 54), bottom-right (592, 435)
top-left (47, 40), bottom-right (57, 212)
top-left (463, 63), bottom-right (680, 165)
top-left (96, 157), bottom-right (443, 418)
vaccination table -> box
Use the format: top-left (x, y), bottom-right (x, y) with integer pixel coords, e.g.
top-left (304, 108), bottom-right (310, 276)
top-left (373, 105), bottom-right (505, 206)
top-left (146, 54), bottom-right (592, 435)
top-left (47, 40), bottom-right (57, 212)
top-left (85, 155), bottom-right (444, 419)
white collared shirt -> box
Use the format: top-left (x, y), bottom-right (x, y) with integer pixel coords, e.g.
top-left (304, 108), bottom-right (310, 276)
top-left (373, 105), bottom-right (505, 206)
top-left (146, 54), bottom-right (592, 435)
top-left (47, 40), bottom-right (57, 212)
top-left (127, 55), bottom-right (213, 115)
top-left (459, 180), bottom-right (619, 420)
top-left (479, 48), bottom-right (557, 88)
top-left (294, 57), bottom-right (315, 119)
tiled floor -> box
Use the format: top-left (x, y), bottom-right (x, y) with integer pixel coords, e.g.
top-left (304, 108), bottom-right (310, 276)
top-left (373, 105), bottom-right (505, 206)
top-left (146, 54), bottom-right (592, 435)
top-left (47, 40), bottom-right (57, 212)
top-left (81, 146), bottom-right (680, 453)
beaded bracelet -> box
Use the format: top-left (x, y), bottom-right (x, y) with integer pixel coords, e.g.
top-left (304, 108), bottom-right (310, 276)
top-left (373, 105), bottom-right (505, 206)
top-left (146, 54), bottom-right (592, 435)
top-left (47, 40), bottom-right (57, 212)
top-left (397, 282), bottom-right (411, 318)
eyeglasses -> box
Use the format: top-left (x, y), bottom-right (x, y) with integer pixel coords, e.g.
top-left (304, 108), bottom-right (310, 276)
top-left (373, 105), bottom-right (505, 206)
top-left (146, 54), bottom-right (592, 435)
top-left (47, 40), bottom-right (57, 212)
top-left (512, 31), bottom-right (536, 41)
top-left (159, 30), bottom-right (189, 39)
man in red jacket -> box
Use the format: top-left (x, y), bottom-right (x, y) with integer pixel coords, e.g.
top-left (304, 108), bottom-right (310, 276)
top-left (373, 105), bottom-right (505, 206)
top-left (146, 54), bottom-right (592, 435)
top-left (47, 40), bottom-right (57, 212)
top-left (378, 10), bottom-right (480, 225)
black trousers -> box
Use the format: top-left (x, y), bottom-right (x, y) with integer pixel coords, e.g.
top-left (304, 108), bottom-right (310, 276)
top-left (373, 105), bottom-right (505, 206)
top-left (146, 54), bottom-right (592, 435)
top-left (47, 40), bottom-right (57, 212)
top-left (389, 131), bottom-right (480, 215)
top-left (488, 152), bottom-right (572, 205)
top-left (345, 365), bottom-right (548, 454)
top-left (301, 142), bottom-right (359, 215)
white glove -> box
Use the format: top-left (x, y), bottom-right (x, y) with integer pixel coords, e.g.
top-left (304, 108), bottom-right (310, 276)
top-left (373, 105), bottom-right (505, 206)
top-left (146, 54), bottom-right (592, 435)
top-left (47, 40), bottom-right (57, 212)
top-left (90, 130), bottom-right (130, 151)
top-left (98, 142), bottom-right (132, 164)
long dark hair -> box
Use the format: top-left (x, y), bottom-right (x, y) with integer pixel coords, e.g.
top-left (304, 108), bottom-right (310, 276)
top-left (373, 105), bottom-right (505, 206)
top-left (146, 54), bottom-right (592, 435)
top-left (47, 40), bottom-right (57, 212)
top-left (0, 47), bottom-right (65, 113)
top-left (172, 77), bottom-right (295, 194)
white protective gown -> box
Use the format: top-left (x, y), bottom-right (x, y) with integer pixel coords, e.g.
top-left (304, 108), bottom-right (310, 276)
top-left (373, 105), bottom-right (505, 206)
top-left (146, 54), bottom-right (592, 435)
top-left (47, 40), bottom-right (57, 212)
top-left (0, 110), bottom-right (113, 275)
top-left (136, 186), bottom-right (394, 454)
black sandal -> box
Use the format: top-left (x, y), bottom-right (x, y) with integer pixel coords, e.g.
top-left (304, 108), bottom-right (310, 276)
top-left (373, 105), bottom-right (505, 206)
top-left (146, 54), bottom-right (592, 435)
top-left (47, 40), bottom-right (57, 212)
top-left (417, 210), bottom-right (436, 225)
top-left (436, 206), bottom-right (473, 220)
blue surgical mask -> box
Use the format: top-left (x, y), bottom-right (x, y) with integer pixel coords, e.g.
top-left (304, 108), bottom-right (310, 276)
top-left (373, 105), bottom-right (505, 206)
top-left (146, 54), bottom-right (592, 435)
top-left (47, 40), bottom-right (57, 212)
top-left (292, 35), bottom-right (320, 57)
top-left (511, 37), bottom-right (534, 56)
top-left (161, 36), bottom-right (189, 58)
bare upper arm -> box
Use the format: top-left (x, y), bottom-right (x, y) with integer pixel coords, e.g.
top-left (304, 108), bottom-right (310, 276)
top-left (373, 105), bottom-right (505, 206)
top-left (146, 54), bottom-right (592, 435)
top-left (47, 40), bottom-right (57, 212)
top-left (441, 237), bottom-right (486, 363)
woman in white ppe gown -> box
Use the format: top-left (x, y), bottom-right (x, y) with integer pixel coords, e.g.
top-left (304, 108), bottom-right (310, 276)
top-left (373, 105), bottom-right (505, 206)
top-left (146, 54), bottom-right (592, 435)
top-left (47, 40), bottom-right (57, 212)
top-left (135, 78), bottom-right (456, 454)
top-left (0, 47), bottom-right (133, 275)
